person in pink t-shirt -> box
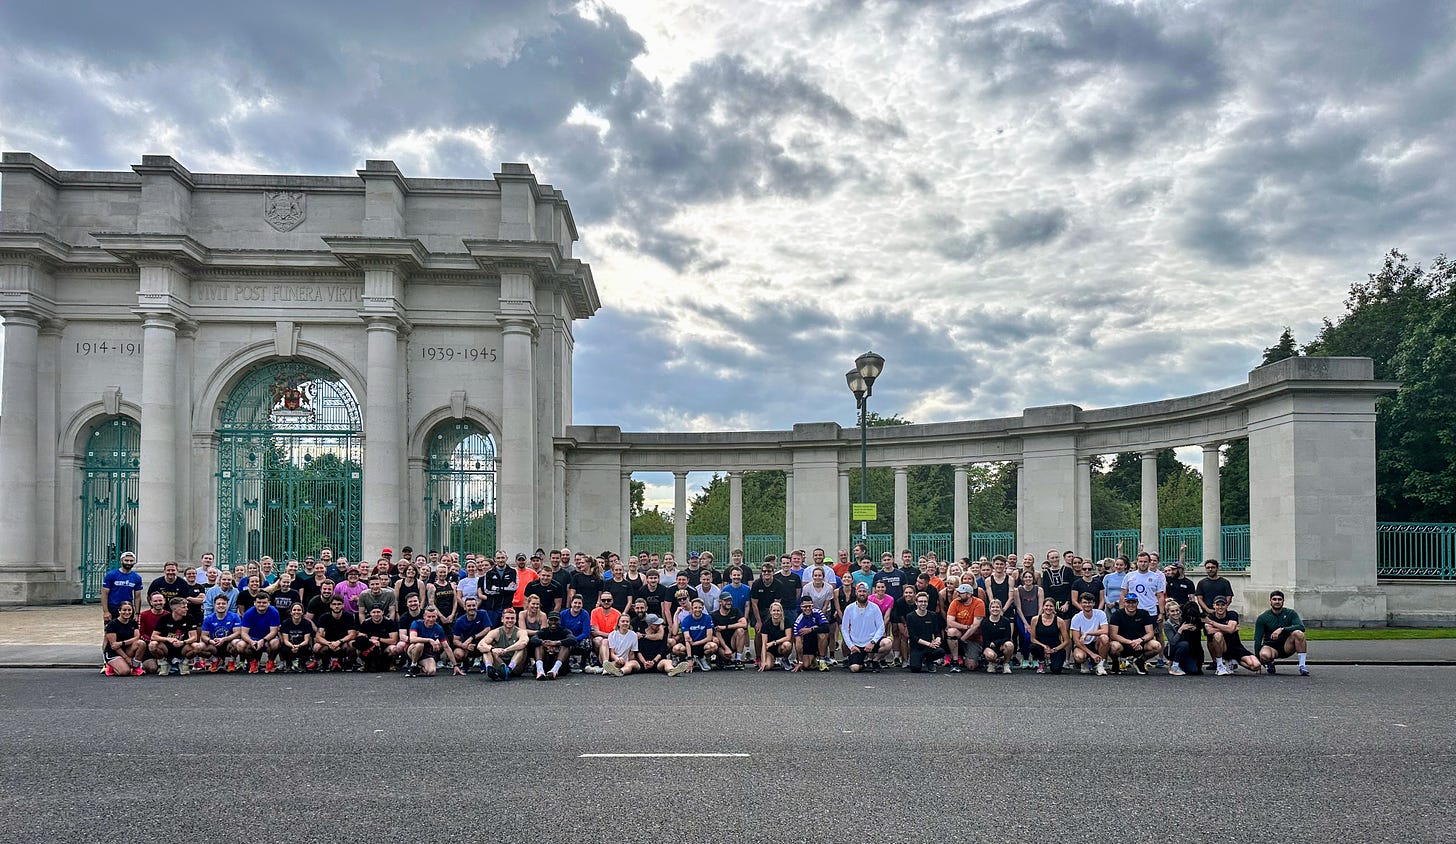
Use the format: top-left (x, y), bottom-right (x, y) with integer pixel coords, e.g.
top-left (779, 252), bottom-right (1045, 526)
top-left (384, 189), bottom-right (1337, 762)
top-left (331, 566), bottom-right (367, 614)
top-left (868, 579), bottom-right (894, 619)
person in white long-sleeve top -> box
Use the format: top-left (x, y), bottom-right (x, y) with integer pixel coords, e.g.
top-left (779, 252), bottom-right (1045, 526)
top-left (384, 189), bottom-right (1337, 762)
top-left (841, 582), bottom-right (894, 673)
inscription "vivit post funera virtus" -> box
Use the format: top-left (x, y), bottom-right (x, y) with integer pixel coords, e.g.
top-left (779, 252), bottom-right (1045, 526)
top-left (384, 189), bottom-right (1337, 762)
top-left (193, 283), bottom-right (363, 304)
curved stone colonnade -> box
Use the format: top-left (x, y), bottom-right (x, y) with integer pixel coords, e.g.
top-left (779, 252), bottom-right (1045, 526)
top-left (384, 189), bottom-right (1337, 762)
top-left (561, 356), bottom-right (1396, 625)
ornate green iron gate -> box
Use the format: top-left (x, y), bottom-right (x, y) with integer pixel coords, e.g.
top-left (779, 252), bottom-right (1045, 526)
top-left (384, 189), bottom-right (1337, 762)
top-left (216, 361), bottom-right (362, 567)
top-left (424, 420), bottom-right (496, 556)
top-left (79, 417), bottom-right (139, 602)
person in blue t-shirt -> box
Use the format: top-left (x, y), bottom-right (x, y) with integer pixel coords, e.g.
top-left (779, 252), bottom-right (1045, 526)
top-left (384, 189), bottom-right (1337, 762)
top-left (719, 568), bottom-right (751, 615)
top-left (407, 606), bottom-right (457, 677)
top-left (673, 598), bottom-right (718, 671)
top-left (559, 594), bottom-right (592, 670)
top-left (199, 595), bottom-right (244, 672)
top-left (101, 552), bottom-right (144, 623)
top-left (238, 592), bottom-right (281, 673)
top-left (792, 597), bottom-right (831, 672)
top-left (450, 596), bottom-right (492, 671)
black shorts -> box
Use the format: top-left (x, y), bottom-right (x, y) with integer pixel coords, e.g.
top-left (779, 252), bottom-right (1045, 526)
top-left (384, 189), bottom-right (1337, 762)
top-left (846, 649), bottom-right (867, 667)
top-left (1263, 633), bottom-right (1291, 654)
top-left (985, 638), bottom-right (1012, 653)
top-left (1222, 637), bottom-right (1253, 659)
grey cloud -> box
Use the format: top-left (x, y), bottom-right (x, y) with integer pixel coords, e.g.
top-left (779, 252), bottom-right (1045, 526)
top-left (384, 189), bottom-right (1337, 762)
top-left (990, 207), bottom-right (1068, 249)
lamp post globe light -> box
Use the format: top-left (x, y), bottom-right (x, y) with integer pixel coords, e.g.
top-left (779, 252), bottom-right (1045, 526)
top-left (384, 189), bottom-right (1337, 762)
top-left (846, 351), bottom-right (885, 543)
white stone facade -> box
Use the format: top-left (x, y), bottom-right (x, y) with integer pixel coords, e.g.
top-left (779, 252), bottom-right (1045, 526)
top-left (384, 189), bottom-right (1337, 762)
top-left (0, 154), bottom-right (1403, 625)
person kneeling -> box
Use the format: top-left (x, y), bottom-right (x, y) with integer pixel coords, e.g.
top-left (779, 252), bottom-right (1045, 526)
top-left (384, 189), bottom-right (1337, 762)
top-left (406, 606), bottom-right (457, 677)
top-left (482, 608), bottom-right (528, 680)
top-left (904, 591), bottom-right (946, 673)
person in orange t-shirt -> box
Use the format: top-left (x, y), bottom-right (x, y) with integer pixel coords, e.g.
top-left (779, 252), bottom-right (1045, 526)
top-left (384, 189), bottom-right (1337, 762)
top-left (945, 584), bottom-right (986, 672)
top-left (588, 593), bottom-right (622, 664)
top-left (511, 553), bottom-right (539, 610)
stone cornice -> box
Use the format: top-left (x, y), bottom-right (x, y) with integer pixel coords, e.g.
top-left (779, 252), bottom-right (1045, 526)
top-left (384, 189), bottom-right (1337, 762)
top-left (92, 232), bottom-right (208, 270)
top-left (464, 239), bottom-right (599, 320)
top-left (321, 236), bottom-right (428, 272)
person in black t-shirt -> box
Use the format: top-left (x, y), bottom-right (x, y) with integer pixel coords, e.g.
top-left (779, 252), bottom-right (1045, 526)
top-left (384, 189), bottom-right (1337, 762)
top-left (1205, 597), bottom-right (1260, 675)
top-left (980, 599), bottom-right (1017, 674)
top-left (1164, 558), bottom-right (1196, 608)
top-left (1194, 560), bottom-right (1235, 613)
top-left (313, 597), bottom-right (358, 670)
top-left (889, 584), bottom-right (918, 666)
top-left (904, 592), bottom-right (945, 673)
top-left (103, 601), bottom-right (145, 676)
top-left (709, 596), bottom-right (748, 667)
top-left (524, 567), bottom-right (566, 614)
top-left (1108, 593), bottom-right (1161, 674)
top-left (151, 598), bottom-right (203, 674)
top-left (634, 571), bottom-right (674, 620)
top-left (276, 603), bottom-right (315, 671)
top-left (356, 606), bottom-right (397, 672)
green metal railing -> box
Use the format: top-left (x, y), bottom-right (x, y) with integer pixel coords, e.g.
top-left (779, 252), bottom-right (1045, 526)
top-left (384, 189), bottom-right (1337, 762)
top-left (629, 535), bottom-right (673, 557)
top-left (1220, 525), bottom-right (1250, 571)
top-left (689, 534), bottom-right (729, 562)
top-left (1377, 523), bottom-right (1456, 578)
top-left (1092, 529), bottom-right (1140, 561)
top-left (1159, 527), bottom-right (1203, 565)
top-left (910, 533), bottom-right (953, 562)
top-left (970, 532), bottom-right (1016, 560)
top-left (852, 533), bottom-right (893, 559)
top-left (745, 534), bottom-right (785, 562)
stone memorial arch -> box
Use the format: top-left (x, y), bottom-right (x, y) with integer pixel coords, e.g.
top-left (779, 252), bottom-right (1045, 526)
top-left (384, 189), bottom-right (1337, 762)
top-left (0, 153), bottom-right (598, 602)
top-left (0, 152), bottom-right (1401, 625)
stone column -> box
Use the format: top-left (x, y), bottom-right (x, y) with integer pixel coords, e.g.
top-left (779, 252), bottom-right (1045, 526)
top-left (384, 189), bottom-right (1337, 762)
top-left (621, 471), bottom-right (633, 554)
top-left (1201, 443), bottom-right (1222, 565)
top-left (138, 313), bottom-right (179, 569)
top-left (728, 471), bottom-right (744, 555)
top-left (362, 316), bottom-right (403, 557)
top-left (673, 470), bottom-right (689, 564)
top-left (498, 317), bottom-right (537, 554)
top-left (893, 466), bottom-right (909, 555)
top-left (784, 471), bottom-right (794, 544)
top-left (553, 453), bottom-right (567, 550)
top-left (1020, 410), bottom-right (1079, 555)
top-left (837, 469), bottom-right (850, 552)
top-left (174, 322), bottom-right (196, 560)
top-left (1013, 460), bottom-right (1024, 554)
top-left (1241, 357), bottom-right (1391, 624)
top-left (1076, 456), bottom-right (1092, 557)
top-left (1140, 451), bottom-right (1159, 555)
top-left (953, 465), bottom-right (970, 562)
top-left (0, 312), bottom-right (40, 584)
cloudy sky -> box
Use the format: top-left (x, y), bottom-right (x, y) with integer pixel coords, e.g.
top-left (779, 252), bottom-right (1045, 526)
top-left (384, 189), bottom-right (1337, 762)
top-left (3, 0), bottom-right (1453, 507)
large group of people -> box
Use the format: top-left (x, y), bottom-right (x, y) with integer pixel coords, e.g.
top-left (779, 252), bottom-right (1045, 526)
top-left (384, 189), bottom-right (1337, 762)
top-left (97, 542), bottom-right (1312, 679)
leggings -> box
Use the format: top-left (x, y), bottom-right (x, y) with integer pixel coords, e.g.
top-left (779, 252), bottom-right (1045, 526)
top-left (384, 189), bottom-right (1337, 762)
top-left (1028, 642), bottom-right (1067, 674)
top-left (908, 644), bottom-right (945, 672)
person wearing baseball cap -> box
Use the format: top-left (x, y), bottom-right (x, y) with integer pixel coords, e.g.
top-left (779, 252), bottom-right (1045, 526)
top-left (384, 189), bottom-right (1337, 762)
top-left (1108, 592), bottom-right (1161, 674)
top-left (1206, 595), bottom-right (1262, 675)
top-left (945, 583), bottom-right (985, 673)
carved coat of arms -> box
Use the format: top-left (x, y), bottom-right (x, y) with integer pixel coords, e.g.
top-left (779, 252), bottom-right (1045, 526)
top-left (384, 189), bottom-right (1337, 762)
top-left (263, 191), bottom-right (306, 232)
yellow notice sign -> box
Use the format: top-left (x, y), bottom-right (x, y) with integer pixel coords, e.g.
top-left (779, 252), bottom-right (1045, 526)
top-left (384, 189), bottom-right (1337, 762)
top-left (851, 503), bottom-right (878, 521)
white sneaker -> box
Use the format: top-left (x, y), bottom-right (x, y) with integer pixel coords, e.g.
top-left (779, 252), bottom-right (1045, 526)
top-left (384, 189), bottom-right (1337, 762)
top-left (1001, 662), bottom-right (1011, 674)
top-left (603, 661), bottom-right (622, 677)
top-left (1094, 661), bottom-right (1107, 676)
top-left (584, 665), bottom-right (603, 675)
top-left (667, 660), bottom-right (692, 676)
top-left (1216, 664), bottom-right (1233, 676)
top-left (1168, 663), bottom-right (1186, 676)
top-left (697, 657), bottom-right (712, 672)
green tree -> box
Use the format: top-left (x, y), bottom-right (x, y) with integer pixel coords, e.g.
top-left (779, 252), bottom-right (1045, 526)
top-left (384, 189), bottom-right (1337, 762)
top-left (1262, 327), bottom-right (1299, 364)
top-left (1306, 250), bottom-right (1456, 519)
top-left (630, 479), bottom-right (646, 516)
top-left (631, 506), bottom-right (672, 537)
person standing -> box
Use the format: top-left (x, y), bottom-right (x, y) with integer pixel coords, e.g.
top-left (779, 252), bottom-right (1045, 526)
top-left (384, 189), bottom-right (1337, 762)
top-left (101, 551), bottom-right (143, 624)
top-left (1195, 559), bottom-right (1235, 614)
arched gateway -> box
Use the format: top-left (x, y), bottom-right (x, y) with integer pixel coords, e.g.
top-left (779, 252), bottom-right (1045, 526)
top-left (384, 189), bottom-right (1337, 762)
top-left (215, 361), bottom-right (363, 567)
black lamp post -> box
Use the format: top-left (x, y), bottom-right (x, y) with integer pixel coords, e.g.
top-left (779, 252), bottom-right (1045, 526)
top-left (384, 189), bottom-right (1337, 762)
top-left (846, 350), bottom-right (885, 543)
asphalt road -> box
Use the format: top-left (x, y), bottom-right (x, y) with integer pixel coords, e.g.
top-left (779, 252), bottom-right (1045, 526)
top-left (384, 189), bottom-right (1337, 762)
top-left (2, 666), bottom-right (1452, 843)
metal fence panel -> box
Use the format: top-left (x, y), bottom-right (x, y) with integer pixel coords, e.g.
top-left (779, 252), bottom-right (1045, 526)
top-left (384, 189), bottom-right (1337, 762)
top-left (629, 535), bottom-right (673, 557)
top-left (745, 534), bottom-right (785, 563)
top-left (1377, 523), bottom-right (1456, 578)
top-left (1160, 527), bottom-right (1203, 565)
top-left (910, 533), bottom-right (953, 562)
top-left (970, 532), bottom-right (1016, 560)
top-left (1220, 524), bottom-right (1250, 571)
top-left (688, 535), bottom-right (729, 563)
top-left (1092, 529), bottom-right (1139, 561)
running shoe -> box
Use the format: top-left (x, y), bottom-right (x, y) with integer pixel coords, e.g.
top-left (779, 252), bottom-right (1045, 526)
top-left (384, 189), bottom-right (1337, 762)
top-left (949, 663), bottom-right (963, 673)
top-left (225, 659), bottom-right (238, 673)
top-left (264, 661), bottom-right (276, 674)
top-left (247, 659), bottom-right (258, 674)
top-left (1001, 662), bottom-right (1011, 674)
top-left (406, 662), bottom-right (419, 677)
top-left (1131, 661), bottom-right (1147, 675)
top-left (697, 657), bottom-right (712, 672)
top-left (583, 665), bottom-right (603, 674)
top-left (1035, 661), bottom-right (1046, 674)
top-left (869, 661), bottom-right (881, 674)
top-left (103, 664), bottom-right (115, 676)
top-left (603, 661), bottom-right (623, 677)
top-left (1266, 663), bottom-right (1278, 675)
top-left (1215, 663), bottom-right (1233, 676)
top-left (1079, 662), bottom-right (1091, 675)
top-left (1168, 663), bottom-right (1186, 676)
top-left (1094, 661), bottom-right (1107, 676)
top-left (668, 660), bottom-right (692, 676)
top-left (209, 658), bottom-right (221, 673)
top-left (1299, 665), bottom-right (1310, 676)
top-left (179, 660), bottom-right (191, 676)
top-left (192, 659), bottom-right (206, 673)
top-left (305, 659), bottom-right (318, 671)
top-left (816, 659), bottom-right (828, 672)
